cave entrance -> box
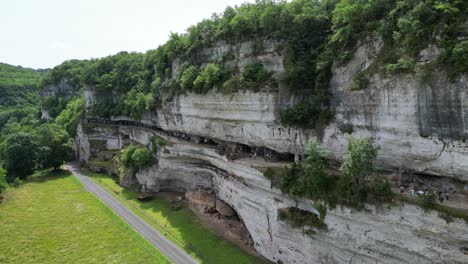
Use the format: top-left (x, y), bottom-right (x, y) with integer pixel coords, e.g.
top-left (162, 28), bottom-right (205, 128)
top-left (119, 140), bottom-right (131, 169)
top-left (184, 190), bottom-right (257, 256)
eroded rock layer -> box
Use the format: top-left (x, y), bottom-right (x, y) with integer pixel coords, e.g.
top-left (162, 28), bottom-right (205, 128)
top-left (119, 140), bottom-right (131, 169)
top-left (76, 120), bottom-right (468, 264)
top-left (69, 38), bottom-right (468, 263)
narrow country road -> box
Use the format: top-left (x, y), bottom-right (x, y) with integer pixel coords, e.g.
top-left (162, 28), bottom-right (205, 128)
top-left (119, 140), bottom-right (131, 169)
top-left (65, 163), bottom-right (198, 264)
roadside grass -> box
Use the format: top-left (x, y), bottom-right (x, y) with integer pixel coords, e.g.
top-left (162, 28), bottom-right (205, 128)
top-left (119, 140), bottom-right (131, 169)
top-left (0, 170), bottom-right (170, 264)
top-left (84, 170), bottom-right (269, 264)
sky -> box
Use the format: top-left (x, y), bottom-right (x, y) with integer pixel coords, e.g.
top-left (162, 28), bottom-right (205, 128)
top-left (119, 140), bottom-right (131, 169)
top-left (0, 0), bottom-right (255, 69)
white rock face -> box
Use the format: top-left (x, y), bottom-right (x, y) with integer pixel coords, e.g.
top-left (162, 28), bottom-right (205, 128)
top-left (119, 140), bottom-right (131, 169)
top-left (40, 78), bottom-right (77, 99)
top-left (79, 38), bottom-right (468, 181)
top-left (76, 122), bottom-right (468, 264)
top-left (75, 37), bottom-right (468, 263)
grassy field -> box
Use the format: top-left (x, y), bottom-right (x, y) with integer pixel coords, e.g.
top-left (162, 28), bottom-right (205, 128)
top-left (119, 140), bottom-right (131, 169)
top-left (0, 170), bottom-right (170, 264)
top-left (85, 170), bottom-right (268, 264)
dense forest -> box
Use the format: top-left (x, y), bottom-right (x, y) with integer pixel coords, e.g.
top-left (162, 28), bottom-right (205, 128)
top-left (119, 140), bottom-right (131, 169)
top-left (1, 0), bottom-right (467, 192)
top-left (0, 63), bottom-right (77, 189)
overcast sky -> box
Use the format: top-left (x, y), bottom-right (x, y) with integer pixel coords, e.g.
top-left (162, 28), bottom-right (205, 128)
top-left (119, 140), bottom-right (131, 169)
top-left (0, 0), bottom-right (254, 69)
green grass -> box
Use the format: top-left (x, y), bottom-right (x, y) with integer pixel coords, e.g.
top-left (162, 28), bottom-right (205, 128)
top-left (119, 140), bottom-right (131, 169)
top-left (0, 170), bottom-right (170, 264)
top-left (85, 170), bottom-right (269, 264)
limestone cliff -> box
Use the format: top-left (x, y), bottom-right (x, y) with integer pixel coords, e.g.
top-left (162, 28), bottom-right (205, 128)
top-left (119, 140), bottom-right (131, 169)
top-left (73, 38), bottom-right (468, 263)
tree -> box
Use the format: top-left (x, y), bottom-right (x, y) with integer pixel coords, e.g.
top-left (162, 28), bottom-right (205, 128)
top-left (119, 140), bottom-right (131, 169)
top-left (302, 139), bottom-right (333, 200)
top-left (0, 167), bottom-right (7, 194)
top-left (339, 136), bottom-right (378, 206)
top-left (55, 96), bottom-right (85, 137)
top-left (0, 132), bottom-right (37, 179)
top-left (120, 144), bottom-right (155, 174)
top-left (35, 124), bottom-right (72, 170)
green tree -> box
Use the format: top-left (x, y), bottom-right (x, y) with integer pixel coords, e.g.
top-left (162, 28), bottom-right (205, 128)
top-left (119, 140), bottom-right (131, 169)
top-left (0, 167), bottom-right (7, 194)
top-left (0, 132), bottom-right (37, 179)
top-left (35, 124), bottom-right (72, 170)
top-left (179, 65), bottom-right (199, 92)
top-left (193, 64), bottom-right (222, 93)
top-left (55, 96), bottom-right (85, 137)
top-left (120, 144), bottom-right (155, 173)
top-left (301, 139), bottom-right (334, 200)
top-left (339, 136), bottom-right (378, 206)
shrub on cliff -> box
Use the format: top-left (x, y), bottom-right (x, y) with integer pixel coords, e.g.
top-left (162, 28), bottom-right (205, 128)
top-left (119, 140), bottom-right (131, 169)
top-left (193, 64), bottom-right (223, 94)
top-left (55, 96), bottom-right (85, 137)
top-left (339, 136), bottom-right (378, 207)
top-left (119, 144), bottom-right (155, 174)
top-left (281, 139), bottom-right (335, 204)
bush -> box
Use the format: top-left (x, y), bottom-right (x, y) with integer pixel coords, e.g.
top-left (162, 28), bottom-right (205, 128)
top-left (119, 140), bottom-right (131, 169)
top-left (374, 180), bottom-right (393, 202)
top-left (450, 41), bottom-right (468, 77)
top-left (193, 64), bottom-right (223, 94)
top-left (351, 71), bottom-right (369, 90)
top-left (0, 167), bottom-right (7, 193)
top-left (179, 65), bottom-right (199, 92)
top-left (240, 63), bottom-right (276, 91)
top-left (221, 77), bottom-right (242, 94)
top-left (279, 102), bottom-right (326, 128)
top-left (120, 144), bottom-right (155, 173)
top-left (277, 207), bottom-right (326, 230)
top-left (10, 177), bottom-right (22, 188)
top-left (149, 136), bottom-right (167, 153)
top-left (384, 58), bottom-right (415, 74)
top-left (263, 168), bottom-right (274, 179)
top-left (339, 136), bottom-right (378, 207)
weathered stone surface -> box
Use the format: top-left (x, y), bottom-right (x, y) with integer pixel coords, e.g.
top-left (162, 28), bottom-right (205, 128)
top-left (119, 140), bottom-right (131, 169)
top-left (185, 190), bottom-right (216, 208)
top-left (73, 38), bottom-right (468, 263)
top-left (76, 122), bottom-right (468, 264)
top-left (40, 78), bottom-right (77, 99)
top-left (215, 198), bottom-right (236, 217)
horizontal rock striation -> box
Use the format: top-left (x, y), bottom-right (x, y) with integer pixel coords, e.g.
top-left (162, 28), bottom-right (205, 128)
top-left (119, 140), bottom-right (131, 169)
top-left (76, 121), bottom-right (468, 264)
top-left (73, 38), bottom-right (468, 263)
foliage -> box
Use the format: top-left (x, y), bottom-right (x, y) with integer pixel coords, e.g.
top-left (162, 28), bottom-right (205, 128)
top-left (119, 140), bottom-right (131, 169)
top-left (339, 136), bottom-right (378, 206)
top-left (373, 179), bottom-right (393, 202)
top-left (330, 0), bottom-right (467, 78)
top-left (119, 144), bottom-right (155, 173)
top-left (179, 65), bottom-right (200, 92)
top-left (41, 96), bottom-right (68, 118)
top-left (281, 139), bottom-right (335, 205)
top-left (263, 167), bottom-right (274, 179)
top-left (10, 177), bottom-right (22, 188)
top-left (149, 136), bottom-right (167, 153)
top-left (0, 63), bottom-right (43, 108)
top-left (277, 207), bottom-right (327, 230)
top-left (240, 63), bottom-right (276, 91)
top-left (351, 71), bottom-right (370, 90)
top-left (281, 136), bottom-right (390, 210)
top-left (0, 132), bottom-right (37, 179)
top-left (0, 171), bottom-right (170, 263)
top-left (448, 40), bottom-right (468, 77)
top-left (34, 123), bottom-right (72, 170)
top-left (55, 96), bottom-right (85, 137)
top-left (42, 59), bottom-right (88, 88)
top-left (0, 167), bottom-right (7, 193)
top-left (121, 89), bottom-right (155, 119)
top-left (279, 101), bottom-right (334, 128)
top-left (384, 57), bottom-right (415, 74)
top-left (193, 63), bottom-right (223, 94)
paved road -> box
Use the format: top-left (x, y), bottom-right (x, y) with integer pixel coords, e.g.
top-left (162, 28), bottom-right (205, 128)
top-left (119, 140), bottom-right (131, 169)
top-left (65, 163), bottom-right (198, 264)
